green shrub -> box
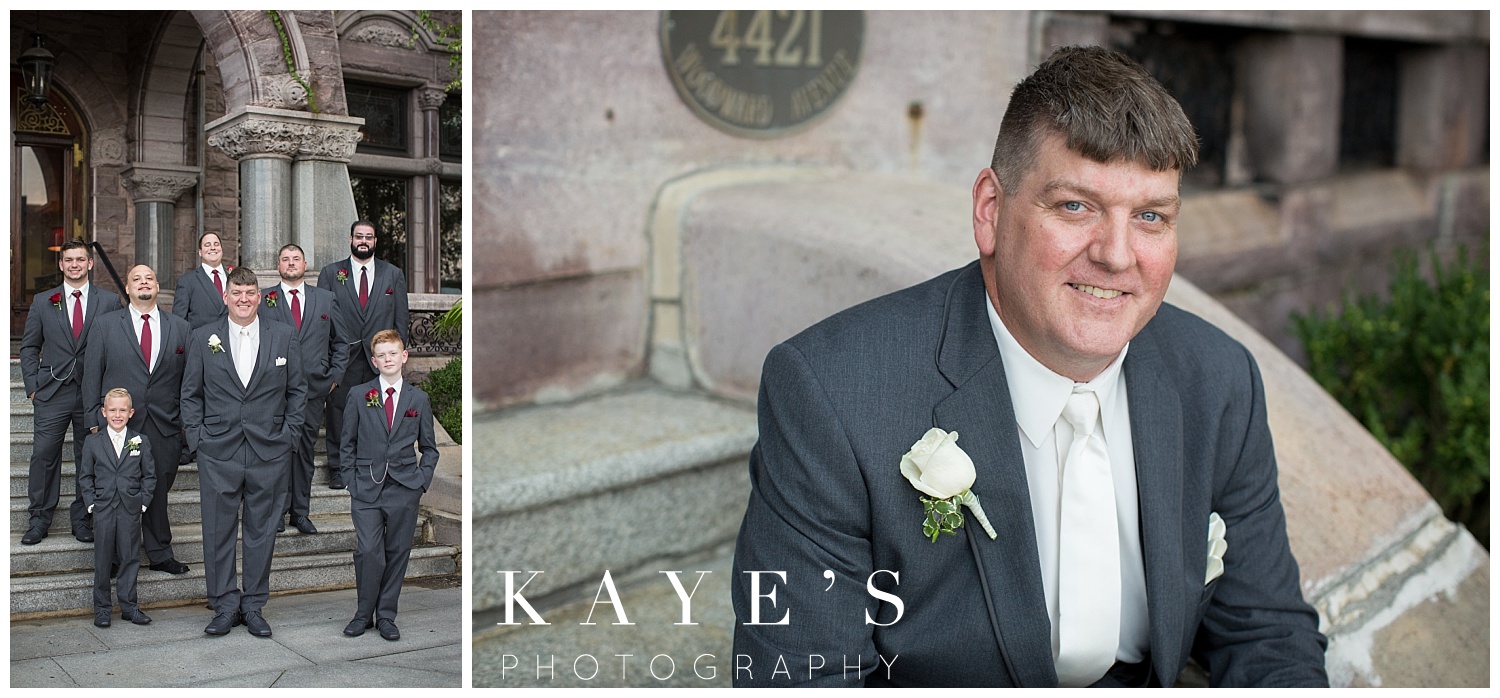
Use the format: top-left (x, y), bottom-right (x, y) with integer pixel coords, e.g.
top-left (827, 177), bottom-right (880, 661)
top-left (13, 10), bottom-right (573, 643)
top-left (1293, 246), bottom-right (1488, 546)
top-left (423, 356), bottom-right (462, 445)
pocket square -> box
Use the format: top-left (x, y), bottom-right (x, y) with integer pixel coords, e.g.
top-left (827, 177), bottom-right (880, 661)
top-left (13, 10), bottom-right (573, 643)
top-left (321, 314), bottom-right (329, 320)
top-left (1206, 512), bottom-right (1227, 585)
top-left (128, 452), bottom-right (140, 457)
top-left (275, 357), bottom-right (287, 366)
top-left (385, 288), bottom-right (394, 295)
top-left (404, 408), bottom-right (419, 418)
top-left (175, 347), bottom-right (185, 355)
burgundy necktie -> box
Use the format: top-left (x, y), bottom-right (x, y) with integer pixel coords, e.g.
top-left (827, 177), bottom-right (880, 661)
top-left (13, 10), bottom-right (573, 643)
top-left (289, 289), bottom-right (302, 330)
top-left (359, 266), bottom-right (369, 309)
top-left (140, 314), bottom-right (152, 369)
top-left (385, 387), bottom-right (396, 430)
top-left (71, 290), bottom-right (83, 340)
top-left (212, 268), bottom-right (223, 297)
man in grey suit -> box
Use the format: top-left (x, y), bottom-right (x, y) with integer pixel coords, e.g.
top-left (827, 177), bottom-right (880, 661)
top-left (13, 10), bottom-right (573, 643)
top-left (731, 47), bottom-right (1326, 687)
top-left (181, 266), bottom-right (307, 638)
top-left (19, 239), bottom-right (120, 545)
top-left (83, 264), bottom-right (193, 575)
top-left (318, 220), bottom-right (410, 489)
top-left (338, 330), bottom-right (439, 641)
top-left (172, 231), bottom-right (230, 330)
top-left (262, 243), bottom-right (351, 535)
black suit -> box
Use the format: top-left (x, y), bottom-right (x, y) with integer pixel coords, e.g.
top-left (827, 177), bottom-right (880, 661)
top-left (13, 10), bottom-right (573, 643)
top-left (78, 427), bottom-right (156, 615)
top-left (731, 262), bottom-right (1327, 686)
top-left (317, 258), bottom-right (409, 480)
top-left (82, 306), bottom-right (191, 564)
top-left (19, 283), bottom-right (121, 532)
top-left (173, 265), bottom-right (228, 329)
top-left (261, 283), bottom-right (352, 524)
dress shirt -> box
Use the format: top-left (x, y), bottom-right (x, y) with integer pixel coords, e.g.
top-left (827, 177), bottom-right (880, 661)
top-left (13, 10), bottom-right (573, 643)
top-left (985, 294), bottom-right (1149, 665)
top-left (129, 304), bottom-right (163, 371)
top-left (109, 425), bottom-right (127, 458)
top-left (66, 280), bottom-right (91, 324)
top-left (281, 281), bottom-right (306, 326)
top-left (202, 263), bottom-right (227, 279)
top-left (380, 375), bottom-right (403, 413)
top-left (350, 258), bottom-right (375, 290)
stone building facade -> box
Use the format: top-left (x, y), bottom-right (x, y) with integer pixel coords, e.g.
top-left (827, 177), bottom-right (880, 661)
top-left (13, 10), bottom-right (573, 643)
top-left (10, 10), bottom-right (461, 350)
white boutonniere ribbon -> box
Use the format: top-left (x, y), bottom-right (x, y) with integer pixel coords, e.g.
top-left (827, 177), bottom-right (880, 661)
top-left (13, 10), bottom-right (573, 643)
top-left (208, 334), bottom-right (223, 354)
top-left (275, 357), bottom-right (287, 366)
top-left (1206, 512), bottom-right (1227, 584)
top-left (901, 428), bottom-right (997, 542)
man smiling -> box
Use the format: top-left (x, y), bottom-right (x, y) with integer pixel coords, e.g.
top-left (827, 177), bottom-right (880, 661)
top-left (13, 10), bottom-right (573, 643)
top-left (731, 46), bottom-right (1327, 687)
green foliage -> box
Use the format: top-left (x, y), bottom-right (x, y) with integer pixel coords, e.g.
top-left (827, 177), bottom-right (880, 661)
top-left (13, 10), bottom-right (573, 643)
top-left (265, 11), bottom-right (320, 113)
top-left (1293, 246), bottom-right (1489, 545)
top-left (920, 495), bottom-right (965, 542)
top-left (413, 11), bottom-right (462, 92)
top-left (422, 356), bottom-right (462, 445)
top-left (435, 298), bottom-right (462, 341)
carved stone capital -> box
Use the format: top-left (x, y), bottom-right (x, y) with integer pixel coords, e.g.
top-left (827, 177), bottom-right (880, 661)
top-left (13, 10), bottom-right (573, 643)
top-left (418, 87), bottom-right (448, 111)
top-left (120, 163), bottom-right (200, 204)
top-left (299, 123), bottom-right (364, 161)
top-left (206, 107), bottom-right (366, 163)
top-left (207, 119), bottom-right (303, 160)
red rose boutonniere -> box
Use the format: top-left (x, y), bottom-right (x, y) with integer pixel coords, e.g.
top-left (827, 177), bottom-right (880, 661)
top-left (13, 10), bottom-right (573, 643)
top-left (404, 409), bottom-right (419, 418)
top-left (264, 290), bottom-right (279, 307)
top-left (175, 347), bottom-right (185, 355)
top-left (50, 292), bottom-right (63, 310)
top-left (337, 269), bottom-right (349, 285)
top-left (365, 388), bottom-right (381, 407)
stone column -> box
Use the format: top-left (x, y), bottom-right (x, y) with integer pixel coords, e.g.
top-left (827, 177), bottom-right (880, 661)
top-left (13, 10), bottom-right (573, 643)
top-left (414, 86), bottom-right (448, 294)
top-left (206, 106), bottom-right (363, 287)
top-left (120, 163), bottom-right (199, 284)
top-left (1236, 34), bottom-right (1344, 185)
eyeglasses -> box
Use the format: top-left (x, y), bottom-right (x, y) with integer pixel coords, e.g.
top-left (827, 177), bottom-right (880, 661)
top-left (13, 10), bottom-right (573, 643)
top-left (352, 234), bottom-right (376, 241)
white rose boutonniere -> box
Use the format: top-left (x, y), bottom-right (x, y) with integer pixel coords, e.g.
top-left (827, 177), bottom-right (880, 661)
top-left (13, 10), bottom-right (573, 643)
top-left (901, 428), bottom-right (997, 542)
top-left (208, 334), bottom-right (223, 354)
top-left (126, 436), bottom-right (142, 453)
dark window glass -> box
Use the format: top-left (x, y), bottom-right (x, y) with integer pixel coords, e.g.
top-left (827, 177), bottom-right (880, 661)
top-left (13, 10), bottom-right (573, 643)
top-left (440, 179), bottom-right (462, 293)
top-left (347, 81), bottom-right (408, 154)
top-left (439, 92), bottom-right (461, 161)
top-left (1340, 39), bottom-right (1400, 170)
top-left (350, 174), bottom-right (409, 272)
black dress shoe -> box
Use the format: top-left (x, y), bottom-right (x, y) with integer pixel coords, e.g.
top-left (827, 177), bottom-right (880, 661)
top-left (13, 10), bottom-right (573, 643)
top-left (327, 477), bottom-right (346, 490)
top-left (204, 612), bottom-right (238, 635)
top-left (93, 610), bottom-right (111, 628)
top-left (276, 520), bottom-right (286, 533)
top-left (344, 617), bottom-right (373, 637)
top-left (243, 610), bottom-right (273, 637)
top-left (21, 527), bottom-right (46, 545)
top-left (110, 562), bottom-right (119, 578)
top-left (149, 558), bottom-right (190, 575)
top-left (376, 618), bottom-right (400, 641)
top-left (292, 516), bottom-right (318, 535)
top-left (73, 527), bottom-right (94, 543)
top-left (122, 608), bottom-right (152, 625)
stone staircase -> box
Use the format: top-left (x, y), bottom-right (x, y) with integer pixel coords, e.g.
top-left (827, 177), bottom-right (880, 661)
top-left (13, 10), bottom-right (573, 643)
top-left (9, 356), bottom-right (460, 617)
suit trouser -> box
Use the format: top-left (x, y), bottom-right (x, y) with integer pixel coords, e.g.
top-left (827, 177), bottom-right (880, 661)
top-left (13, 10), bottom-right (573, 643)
top-left (93, 502), bottom-right (143, 613)
top-left (199, 441), bottom-right (287, 614)
top-left (27, 383), bottom-right (89, 531)
top-left (284, 396), bottom-right (327, 521)
top-left (326, 360), bottom-right (375, 482)
top-left (138, 419), bottom-right (182, 565)
top-left (351, 480), bottom-right (422, 621)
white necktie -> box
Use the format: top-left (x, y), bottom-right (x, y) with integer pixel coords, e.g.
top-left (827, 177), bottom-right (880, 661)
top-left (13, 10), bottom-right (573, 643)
top-left (112, 432), bottom-right (124, 458)
top-left (236, 327), bottom-right (255, 387)
top-left (1055, 388), bottom-right (1120, 686)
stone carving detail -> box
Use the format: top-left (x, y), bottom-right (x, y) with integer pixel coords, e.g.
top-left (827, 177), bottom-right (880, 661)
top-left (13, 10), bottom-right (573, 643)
top-left (418, 88), bottom-right (448, 111)
top-left (208, 117), bottom-right (363, 163)
top-left (251, 76), bottom-right (312, 111)
top-left (347, 22), bottom-right (415, 49)
top-left (121, 173), bottom-right (197, 203)
top-left (425, 160), bottom-right (444, 174)
top-left (93, 135), bottom-right (126, 165)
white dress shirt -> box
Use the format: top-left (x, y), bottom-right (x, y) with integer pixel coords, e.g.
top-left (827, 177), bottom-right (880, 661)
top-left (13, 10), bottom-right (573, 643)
top-left (129, 304), bottom-right (163, 371)
top-left (351, 258), bottom-right (375, 291)
top-left (109, 425), bottom-right (127, 458)
top-left (985, 295), bottom-right (1150, 665)
top-left (380, 375), bottom-right (403, 413)
top-left (202, 262), bottom-right (227, 279)
top-left (65, 280), bottom-right (91, 325)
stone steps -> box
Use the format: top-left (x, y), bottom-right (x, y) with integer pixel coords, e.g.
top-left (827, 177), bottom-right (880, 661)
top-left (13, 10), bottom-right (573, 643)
top-left (11, 484), bottom-right (354, 535)
top-left (470, 385), bottom-right (756, 615)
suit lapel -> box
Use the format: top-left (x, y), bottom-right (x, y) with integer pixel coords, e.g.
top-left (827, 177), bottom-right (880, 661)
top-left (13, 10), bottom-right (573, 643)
top-left (1121, 327), bottom-right (1187, 684)
top-left (83, 284), bottom-right (110, 343)
top-left (929, 263), bottom-right (1057, 687)
top-left (245, 325), bottom-right (273, 393)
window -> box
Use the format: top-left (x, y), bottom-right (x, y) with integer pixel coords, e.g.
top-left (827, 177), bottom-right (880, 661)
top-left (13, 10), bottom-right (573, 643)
top-left (347, 81), bottom-right (409, 154)
top-left (350, 174), bottom-right (409, 269)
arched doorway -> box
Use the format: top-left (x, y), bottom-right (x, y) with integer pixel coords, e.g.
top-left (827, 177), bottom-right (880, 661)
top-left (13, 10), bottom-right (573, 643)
top-left (11, 79), bottom-right (89, 336)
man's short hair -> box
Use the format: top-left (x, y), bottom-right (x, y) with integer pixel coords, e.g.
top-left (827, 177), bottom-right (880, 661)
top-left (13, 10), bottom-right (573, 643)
top-left (104, 387), bottom-right (133, 406)
top-left (990, 45), bottom-right (1199, 194)
top-left (58, 239), bottom-right (91, 257)
top-left (278, 243), bottom-right (304, 258)
top-left (199, 231), bottom-right (222, 247)
top-left (226, 266), bottom-right (258, 288)
top-left (350, 220), bottom-right (376, 235)
top-left (370, 329), bottom-right (404, 352)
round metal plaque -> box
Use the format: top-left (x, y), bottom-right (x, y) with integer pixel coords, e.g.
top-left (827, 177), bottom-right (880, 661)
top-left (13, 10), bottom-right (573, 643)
top-left (660, 10), bottom-right (864, 138)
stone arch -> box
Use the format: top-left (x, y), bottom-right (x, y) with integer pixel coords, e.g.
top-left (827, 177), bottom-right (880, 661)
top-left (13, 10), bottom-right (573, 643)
top-left (33, 31), bottom-right (127, 168)
top-left (337, 10), bottom-right (444, 53)
top-left (190, 10), bottom-right (348, 116)
top-left (131, 11), bottom-right (205, 166)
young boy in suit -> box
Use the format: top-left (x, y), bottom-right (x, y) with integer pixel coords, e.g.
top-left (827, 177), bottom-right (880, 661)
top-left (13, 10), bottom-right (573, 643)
top-left (339, 329), bottom-right (439, 641)
top-left (78, 388), bottom-right (157, 628)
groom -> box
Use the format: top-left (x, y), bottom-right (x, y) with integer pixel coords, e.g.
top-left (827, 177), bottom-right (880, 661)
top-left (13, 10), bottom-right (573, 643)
top-left (731, 46), bottom-right (1327, 687)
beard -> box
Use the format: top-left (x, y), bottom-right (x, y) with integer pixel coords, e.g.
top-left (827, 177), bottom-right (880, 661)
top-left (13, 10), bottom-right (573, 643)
top-left (351, 242), bottom-right (375, 261)
top-left (135, 290), bottom-right (156, 302)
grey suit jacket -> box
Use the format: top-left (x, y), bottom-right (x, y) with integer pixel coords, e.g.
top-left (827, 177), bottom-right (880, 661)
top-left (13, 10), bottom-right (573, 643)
top-left (260, 284), bottom-right (352, 397)
top-left (731, 262), bottom-right (1327, 687)
top-left (82, 307), bottom-right (191, 433)
top-left (338, 379), bottom-right (439, 503)
top-left (20, 284), bottom-right (121, 401)
top-left (78, 427), bottom-right (156, 513)
top-left (316, 258), bottom-right (410, 373)
top-left (180, 318), bottom-right (307, 462)
top-left (172, 266), bottom-right (228, 329)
